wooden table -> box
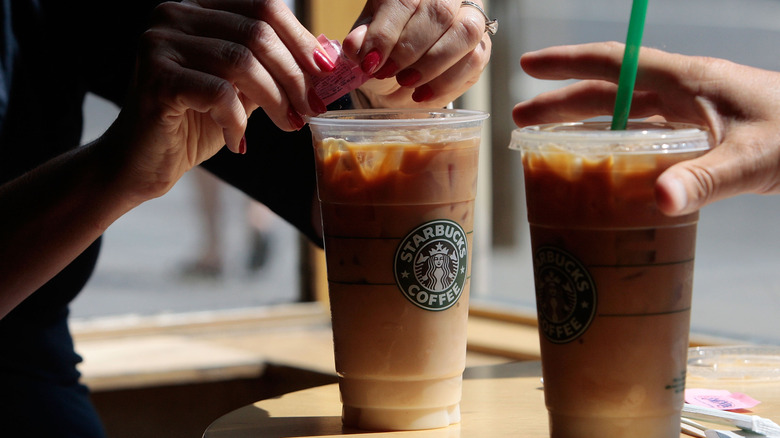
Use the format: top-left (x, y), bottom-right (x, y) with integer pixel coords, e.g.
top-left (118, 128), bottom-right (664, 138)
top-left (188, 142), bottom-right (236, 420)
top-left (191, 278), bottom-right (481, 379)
top-left (203, 361), bottom-right (780, 438)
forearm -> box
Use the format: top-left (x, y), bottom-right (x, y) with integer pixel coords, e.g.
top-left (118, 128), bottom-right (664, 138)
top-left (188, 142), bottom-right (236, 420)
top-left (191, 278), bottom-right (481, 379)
top-left (0, 138), bottom-right (139, 317)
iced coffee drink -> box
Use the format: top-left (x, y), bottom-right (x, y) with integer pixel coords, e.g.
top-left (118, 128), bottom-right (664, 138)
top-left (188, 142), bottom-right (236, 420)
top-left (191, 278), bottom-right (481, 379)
top-left (308, 109), bottom-right (488, 431)
top-left (510, 122), bottom-right (711, 437)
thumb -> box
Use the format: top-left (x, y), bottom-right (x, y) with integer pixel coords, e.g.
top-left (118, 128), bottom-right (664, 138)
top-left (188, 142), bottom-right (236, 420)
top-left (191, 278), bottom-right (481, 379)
top-left (655, 161), bottom-right (713, 216)
top-left (341, 1), bottom-right (372, 62)
top-left (655, 135), bottom-right (773, 216)
top-left (342, 23), bottom-right (368, 63)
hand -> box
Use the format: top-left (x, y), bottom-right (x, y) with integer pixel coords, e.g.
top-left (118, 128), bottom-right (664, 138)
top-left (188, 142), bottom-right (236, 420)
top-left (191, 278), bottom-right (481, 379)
top-left (110, 0), bottom-right (339, 201)
top-left (342, 0), bottom-right (492, 108)
top-left (512, 42), bottom-right (780, 216)
top-left (0, 0), bottom-right (341, 313)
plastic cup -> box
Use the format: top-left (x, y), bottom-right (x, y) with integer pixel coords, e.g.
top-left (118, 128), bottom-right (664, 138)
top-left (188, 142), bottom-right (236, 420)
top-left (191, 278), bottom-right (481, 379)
top-left (308, 109), bottom-right (489, 431)
top-left (509, 121), bottom-right (712, 437)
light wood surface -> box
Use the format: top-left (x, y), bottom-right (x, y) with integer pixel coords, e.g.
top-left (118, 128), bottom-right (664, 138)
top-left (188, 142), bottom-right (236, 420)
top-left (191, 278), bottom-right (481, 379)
top-left (74, 304), bottom-right (533, 392)
top-left (204, 360), bottom-right (780, 438)
top-left (203, 361), bottom-right (545, 438)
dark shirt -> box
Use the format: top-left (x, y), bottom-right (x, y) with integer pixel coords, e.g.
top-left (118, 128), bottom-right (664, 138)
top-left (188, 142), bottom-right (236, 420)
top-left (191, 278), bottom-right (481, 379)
top-left (0, 1), bottom-right (320, 435)
top-left (0, 0), bottom-right (161, 321)
top-left (0, 0), bottom-right (320, 322)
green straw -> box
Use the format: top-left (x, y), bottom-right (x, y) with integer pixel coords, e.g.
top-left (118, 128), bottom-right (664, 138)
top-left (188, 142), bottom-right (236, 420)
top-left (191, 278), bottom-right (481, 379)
top-left (611, 0), bottom-right (649, 130)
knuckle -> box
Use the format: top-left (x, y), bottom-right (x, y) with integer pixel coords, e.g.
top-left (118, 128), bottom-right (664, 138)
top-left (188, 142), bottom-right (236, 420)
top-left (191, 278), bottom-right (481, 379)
top-left (429, 1), bottom-right (457, 27)
top-left (392, 39), bottom-right (416, 60)
top-left (253, 0), bottom-right (275, 21)
top-left (149, 1), bottom-right (185, 27)
top-left (136, 29), bottom-right (175, 73)
top-left (244, 20), bottom-right (274, 49)
top-left (470, 40), bottom-right (491, 70)
top-left (602, 41), bottom-right (628, 59)
top-left (458, 14), bottom-right (485, 47)
top-left (220, 42), bottom-right (255, 75)
top-left (138, 27), bottom-right (169, 48)
top-left (136, 28), bottom-right (158, 53)
top-left (369, 28), bottom-right (396, 50)
top-left (689, 164), bottom-right (718, 204)
top-left (399, 0), bottom-right (422, 13)
top-left (210, 78), bottom-right (237, 104)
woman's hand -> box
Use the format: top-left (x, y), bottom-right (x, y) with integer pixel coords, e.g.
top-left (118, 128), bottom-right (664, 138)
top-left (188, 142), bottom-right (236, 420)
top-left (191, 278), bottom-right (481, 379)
top-left (342, 0), bottom-right (493, 108)
top-left (111, 0), bottom-right (339, 202)
top-left (0, 0), bottom-right (340, 315)
top-left (512, 42), bottom-right (780, 216)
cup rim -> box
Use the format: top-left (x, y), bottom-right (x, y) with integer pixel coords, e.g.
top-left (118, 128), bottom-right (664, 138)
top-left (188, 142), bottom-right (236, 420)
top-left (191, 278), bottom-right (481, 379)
top-left (307, 108), bottom-right (489, 127)
top-left (510, 121), bottom-right (712, 153)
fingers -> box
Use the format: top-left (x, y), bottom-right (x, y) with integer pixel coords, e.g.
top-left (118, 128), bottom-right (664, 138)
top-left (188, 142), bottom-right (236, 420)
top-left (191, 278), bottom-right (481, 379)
top-left (344, 0), bottom-right (445, 77)
top-left (135, 33), bottom-right (247, 153)
top-left (511, 79), bottom-right (672, 127)
top-left (153, 1), bottom-right (327, 133)
top-left (518, 41), bottom-right (691, 86)
top-left (517, 41), bottom-right (780, 217)
top-left (519, 42), bottom-right (626, 82)
top-left (395, 4), bottom-right (491, 97)
top-left (512, 81), bottom-right (619, 127)
top-left (373, 0), bottom-right (465, 80)
top-left (345, 0), bottom-right (493, 105)
top-left (518, 42), bottom-right (708, 100)
top-left (184, 0), bottom-right (332, 75)
top-left (413, 37), bottom-right (491, 105)
top-left (513, 42), bottom-right (724, 127)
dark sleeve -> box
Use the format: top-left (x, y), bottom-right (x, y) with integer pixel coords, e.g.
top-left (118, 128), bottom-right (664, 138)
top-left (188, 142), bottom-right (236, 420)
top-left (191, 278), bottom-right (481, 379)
top-left (73, 0), bottom-right (165, 105)
top-left (201, 111), bottom-right (322, 246)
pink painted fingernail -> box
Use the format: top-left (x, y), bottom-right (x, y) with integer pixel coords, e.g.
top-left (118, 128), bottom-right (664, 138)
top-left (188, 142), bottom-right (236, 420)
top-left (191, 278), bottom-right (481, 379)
top-left (373, 59), bottom-right (398, 79)
top-left (313, 49), bottom-right (335, 73)
top-left (361, 49), bottom-right (382, 75)
top-left (308, 89), bottom-right (327, 114)
top-left (412, 84), bottom-right (433, 103)
top-left (287, 107), bottom-right (305, 130)
top-left (396, 68), bottom-right (422, 87)
top-left (239, 136), bottom-right (247, 154)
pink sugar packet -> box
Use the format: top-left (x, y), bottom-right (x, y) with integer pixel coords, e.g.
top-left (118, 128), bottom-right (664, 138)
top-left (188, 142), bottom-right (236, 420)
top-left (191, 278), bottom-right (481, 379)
top-left (312, 34), bottom-right (371, 105)
top-left (685, 388), bottom-right (761, 410)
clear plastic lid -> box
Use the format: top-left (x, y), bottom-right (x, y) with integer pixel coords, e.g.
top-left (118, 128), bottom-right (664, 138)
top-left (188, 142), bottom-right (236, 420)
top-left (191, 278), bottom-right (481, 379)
top-left (510, 121), bottom-right (711, 154)
top-left (687, 345), bottom-right (780, 381)
top-left (307, 109), bottom-right (489, 143)
top-left (308, 109), bottom-right (489, 127)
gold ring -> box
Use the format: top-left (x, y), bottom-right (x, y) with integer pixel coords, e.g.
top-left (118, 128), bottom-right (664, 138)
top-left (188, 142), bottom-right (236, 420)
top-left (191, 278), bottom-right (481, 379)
top-left (461, 1), bottom-right (498, 36)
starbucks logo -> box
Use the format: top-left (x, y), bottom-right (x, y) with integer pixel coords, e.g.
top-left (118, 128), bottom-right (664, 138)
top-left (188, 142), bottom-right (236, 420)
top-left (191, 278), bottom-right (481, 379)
top-left (534, 246), bottom-right (597, 344)
top-left (394, 219), bottom-right (468, 311)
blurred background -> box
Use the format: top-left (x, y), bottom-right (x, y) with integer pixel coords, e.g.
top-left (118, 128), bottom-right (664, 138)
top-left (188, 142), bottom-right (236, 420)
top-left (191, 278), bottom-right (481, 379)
top-left (71, 0), bottom-right (780, 345)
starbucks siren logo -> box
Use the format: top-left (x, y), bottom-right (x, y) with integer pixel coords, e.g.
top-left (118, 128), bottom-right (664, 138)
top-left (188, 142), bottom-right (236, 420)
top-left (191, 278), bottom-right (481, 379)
top-left (534, 246), bottom-right (597, 344)
top-left (394, 219), bottom-right (468, 311)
